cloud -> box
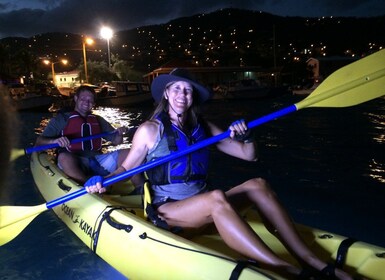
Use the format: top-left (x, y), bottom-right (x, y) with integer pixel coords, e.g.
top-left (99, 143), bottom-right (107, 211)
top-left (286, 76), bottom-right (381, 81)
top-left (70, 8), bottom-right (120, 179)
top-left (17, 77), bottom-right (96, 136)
top-left (0, 9), bottom-right (46, 37)
top-left (261, 0), bottom-right (385, 17)
top-left (0, 0), bottom-right (384, 38)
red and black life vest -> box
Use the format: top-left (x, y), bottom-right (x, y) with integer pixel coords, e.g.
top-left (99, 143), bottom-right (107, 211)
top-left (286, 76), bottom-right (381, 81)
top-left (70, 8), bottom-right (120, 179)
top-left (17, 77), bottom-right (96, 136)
top-left (61, 111), bottom-right (102, 152)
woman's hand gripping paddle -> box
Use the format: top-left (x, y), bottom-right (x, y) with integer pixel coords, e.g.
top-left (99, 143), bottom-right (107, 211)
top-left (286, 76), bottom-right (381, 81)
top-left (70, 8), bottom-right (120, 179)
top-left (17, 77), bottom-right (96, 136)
top-left (1, 49), bottom-right (384, 246)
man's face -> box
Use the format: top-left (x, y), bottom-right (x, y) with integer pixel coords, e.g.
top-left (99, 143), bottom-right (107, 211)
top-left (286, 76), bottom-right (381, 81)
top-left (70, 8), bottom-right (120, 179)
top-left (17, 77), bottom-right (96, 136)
top-left (74, 90), bottom-right (95, 115)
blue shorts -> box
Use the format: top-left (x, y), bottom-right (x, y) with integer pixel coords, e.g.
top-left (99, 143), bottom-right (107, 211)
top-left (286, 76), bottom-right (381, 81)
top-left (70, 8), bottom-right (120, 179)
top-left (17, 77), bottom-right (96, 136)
top-left (94, 151), bottom-right (119, 173)
top-left (152, 196), bottom-right (179, 209)
top-left (58, 151), bottom-right (119, 176)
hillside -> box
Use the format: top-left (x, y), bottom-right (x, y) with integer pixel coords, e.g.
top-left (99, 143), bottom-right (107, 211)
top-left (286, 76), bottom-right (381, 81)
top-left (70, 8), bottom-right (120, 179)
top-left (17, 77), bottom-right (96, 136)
top-left (1, 8), bottom-right (384, 71)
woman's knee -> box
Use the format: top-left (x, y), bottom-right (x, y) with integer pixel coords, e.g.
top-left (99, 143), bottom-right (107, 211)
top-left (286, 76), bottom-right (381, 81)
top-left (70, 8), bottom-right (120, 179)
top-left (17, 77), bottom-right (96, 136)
top-left (207, 189), bottom-right (232, 211)
top-left (246, 177), bottom-right (269, 190)
top-left (245, 178), bottom-right (276, 197)
top-left (208, 189), bottom-right (227, 202)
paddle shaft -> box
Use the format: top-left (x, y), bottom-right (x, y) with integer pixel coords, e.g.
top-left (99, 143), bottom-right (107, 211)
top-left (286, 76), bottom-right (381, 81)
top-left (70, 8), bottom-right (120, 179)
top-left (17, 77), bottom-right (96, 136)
top-left (45, 105), bottom-right (297, 209)
top-left (25, 131), bottom-right (117, 154)
top-left (45, 49), bottom-right (385, 209)
top-left (2, 50), bottom-right (384, 248)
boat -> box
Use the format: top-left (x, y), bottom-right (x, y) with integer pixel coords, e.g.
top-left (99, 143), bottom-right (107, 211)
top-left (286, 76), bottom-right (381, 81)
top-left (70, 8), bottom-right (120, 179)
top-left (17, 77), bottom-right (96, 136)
top-left (212, 80), bottom-right (288, 100)
top-left (48, 81), bottom-right (152, 112)
top-left (6, 83), bottom-right (55, 111)
top-left (10, 93), bottom-right (54, 111)
top-left (292, 84), bottom-right (319, 96)
top-left (57, 87), bottom-right (73, 97)
top-left (95, 81), bottom-right (153, 107)
top-left (30, 151), bottom-right (385, 280)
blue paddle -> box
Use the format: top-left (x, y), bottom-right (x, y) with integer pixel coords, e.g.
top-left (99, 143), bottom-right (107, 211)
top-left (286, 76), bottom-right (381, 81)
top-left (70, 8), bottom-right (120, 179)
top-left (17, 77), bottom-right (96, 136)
top-left (1, 49), bottom-right (385, 246)
top-left (46, 48), bottom-right (385, 207)
top-left (11, 131), bottom-right (117, 161)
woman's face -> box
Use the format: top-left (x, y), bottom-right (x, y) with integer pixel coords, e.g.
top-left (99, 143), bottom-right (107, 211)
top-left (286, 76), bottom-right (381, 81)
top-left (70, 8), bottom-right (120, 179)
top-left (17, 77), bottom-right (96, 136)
top-left (165, 81), bottom-right (194, 114)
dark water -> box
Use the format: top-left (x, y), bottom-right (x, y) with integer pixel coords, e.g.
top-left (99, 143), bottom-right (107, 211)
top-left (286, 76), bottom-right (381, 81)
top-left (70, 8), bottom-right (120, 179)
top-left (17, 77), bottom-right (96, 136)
top-left (1, 94), bottom-right (384, 279)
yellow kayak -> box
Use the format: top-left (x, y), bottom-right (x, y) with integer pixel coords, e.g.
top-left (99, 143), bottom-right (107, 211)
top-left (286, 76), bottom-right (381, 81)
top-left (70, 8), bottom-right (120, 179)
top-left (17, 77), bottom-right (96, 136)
top-left (31, 152), bottom-right (385, 279)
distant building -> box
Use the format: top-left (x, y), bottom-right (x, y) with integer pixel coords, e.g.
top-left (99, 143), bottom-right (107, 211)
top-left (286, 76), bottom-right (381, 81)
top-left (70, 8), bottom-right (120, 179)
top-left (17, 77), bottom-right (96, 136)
top-left (306, 58), bottom-right (320, 81)
top-left (143, 59), bottom-right (282, 88)
top-left (306, 56), bottom-right (358, 83)
top-left (55, 70), bottom-right (79, 88)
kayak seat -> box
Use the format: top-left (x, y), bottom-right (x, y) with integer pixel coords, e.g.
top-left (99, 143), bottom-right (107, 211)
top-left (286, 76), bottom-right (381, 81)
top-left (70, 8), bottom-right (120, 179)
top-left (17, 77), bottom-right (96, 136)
top-left (143, 181), bottom-right (182, 234)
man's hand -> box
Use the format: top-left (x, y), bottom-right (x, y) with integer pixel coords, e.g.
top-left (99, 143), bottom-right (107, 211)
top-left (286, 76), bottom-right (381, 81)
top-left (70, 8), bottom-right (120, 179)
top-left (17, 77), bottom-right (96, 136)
top-left (54, 136), bottom-right (71, 147)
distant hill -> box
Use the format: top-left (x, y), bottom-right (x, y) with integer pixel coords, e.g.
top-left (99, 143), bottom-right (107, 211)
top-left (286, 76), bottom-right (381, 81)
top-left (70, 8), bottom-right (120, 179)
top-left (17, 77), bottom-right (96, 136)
top-left (1, 8), bottom-right (384, 71)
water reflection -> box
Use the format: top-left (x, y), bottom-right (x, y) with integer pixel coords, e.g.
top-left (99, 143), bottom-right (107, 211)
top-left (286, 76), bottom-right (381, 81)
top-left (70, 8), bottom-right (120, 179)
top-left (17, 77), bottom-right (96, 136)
top-left (93, 106), bottom-right (150, 151)
top-left (34, 98), bottom-right (385, 187)
top-left (93, 106), bottom-right (146, 129)
top-left (368, 159), bottom-right (385, 183)
top-left (36, 106), bottom-right (152, 152)
top-left (3, 95), bottom-right (385, 280)
top-left (364, 103), bottom-right (385, 183)
top-left (366, 112), bottom-right (385, 144)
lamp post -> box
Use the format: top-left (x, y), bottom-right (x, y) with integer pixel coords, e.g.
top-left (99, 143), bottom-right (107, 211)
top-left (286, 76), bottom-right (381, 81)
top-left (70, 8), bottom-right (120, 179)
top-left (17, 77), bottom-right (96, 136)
top-left (82, 37), bottom-right (94, 83)
top-left (44, 59), bottom-right (68, 86)
top-left (100, 26), bottom-right (113, 68)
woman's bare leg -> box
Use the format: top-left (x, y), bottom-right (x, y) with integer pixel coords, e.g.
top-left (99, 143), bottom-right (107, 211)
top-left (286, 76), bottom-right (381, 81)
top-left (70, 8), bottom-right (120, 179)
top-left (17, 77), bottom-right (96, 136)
top-left (226, 178), bottom-right (352, 280)
top-left (157, 190), bottom-right (300, 277)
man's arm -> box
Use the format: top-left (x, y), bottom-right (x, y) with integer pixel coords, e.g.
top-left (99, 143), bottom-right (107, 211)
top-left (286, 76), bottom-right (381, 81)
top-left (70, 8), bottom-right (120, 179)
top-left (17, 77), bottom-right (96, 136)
top-left (35, 114), bottom-right (70, 147)
top-left (97, 116), bottom-right (125, 146)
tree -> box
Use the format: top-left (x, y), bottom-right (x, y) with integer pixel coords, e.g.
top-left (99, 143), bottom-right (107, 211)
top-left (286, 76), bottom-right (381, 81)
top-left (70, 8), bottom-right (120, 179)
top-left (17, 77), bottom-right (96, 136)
top-left (78, 54), bottom-right (145, 84)
top-left (113, 59), bottom-right (144, 81)
top-left (0, 44), bottom-right (39, 82)
top-left (78, 60), bottom-right (116, 84)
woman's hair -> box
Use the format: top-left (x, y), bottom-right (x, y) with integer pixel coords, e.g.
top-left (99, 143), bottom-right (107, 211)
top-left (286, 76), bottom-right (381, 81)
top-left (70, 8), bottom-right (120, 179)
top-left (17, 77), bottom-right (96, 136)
top-left (150, 81), bottom-right (201, 128)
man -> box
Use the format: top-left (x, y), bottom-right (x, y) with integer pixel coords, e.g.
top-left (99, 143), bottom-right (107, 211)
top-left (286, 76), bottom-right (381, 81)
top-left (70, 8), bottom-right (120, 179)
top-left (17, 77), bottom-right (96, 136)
top-left (35, 85), bottom-right (129, 184)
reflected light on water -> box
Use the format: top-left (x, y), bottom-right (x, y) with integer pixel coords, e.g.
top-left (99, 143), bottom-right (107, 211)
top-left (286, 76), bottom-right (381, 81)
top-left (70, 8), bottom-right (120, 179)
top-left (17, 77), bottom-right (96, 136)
top-left (93, 106), bottom-right (147, 152)
top-left (367, 159), bottom-right (385, 183)
top-left (365, 110), bottom-right (385, 183)
top-left (367, 112), bottom-right (385, 144)
top-left (93, 107), bottom-right (143, 129)
top-left (36, 107), bottom-right (148, 152)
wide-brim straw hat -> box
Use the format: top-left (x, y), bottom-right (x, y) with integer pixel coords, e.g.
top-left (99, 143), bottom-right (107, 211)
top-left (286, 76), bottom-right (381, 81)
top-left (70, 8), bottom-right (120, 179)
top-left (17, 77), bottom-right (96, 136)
top-left (151, 68), bottom-right (212, 104)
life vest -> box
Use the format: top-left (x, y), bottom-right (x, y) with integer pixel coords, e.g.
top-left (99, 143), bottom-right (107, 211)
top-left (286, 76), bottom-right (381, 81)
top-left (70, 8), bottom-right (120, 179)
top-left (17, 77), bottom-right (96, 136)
top-left (146, 112), bottom-right (210, 185)
top-left (61, 111), bottom-right (102, 152)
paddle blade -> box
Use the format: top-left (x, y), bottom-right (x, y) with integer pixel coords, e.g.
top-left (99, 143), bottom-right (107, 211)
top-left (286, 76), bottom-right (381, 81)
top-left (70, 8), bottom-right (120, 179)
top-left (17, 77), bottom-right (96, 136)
top-left (296, 49), bottom-right (385, 110)
top-left (0, 204), bottom-right (47, 246)
top-left (10, 149), bottom-right (26, 161)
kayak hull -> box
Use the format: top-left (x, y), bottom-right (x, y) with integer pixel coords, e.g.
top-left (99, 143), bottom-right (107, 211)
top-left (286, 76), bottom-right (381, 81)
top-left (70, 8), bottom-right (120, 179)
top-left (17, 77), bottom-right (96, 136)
top-left (31, 152), bottom-right (385, 279)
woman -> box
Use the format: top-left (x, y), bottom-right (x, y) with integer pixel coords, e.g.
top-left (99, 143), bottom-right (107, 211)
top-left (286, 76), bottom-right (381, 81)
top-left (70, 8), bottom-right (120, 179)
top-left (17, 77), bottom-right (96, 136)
top-left (85, 69), bottom-right (351, 279)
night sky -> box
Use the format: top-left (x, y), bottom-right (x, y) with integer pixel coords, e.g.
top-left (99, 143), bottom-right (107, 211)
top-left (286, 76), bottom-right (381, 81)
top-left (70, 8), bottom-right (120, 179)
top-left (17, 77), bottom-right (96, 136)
top-left (0, 0), bottom-right (384, 38)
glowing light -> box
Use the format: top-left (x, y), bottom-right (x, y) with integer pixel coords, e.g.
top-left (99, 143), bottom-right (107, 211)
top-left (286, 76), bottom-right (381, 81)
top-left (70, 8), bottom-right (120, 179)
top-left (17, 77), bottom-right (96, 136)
top-left (100, 26), bottom-right (113, 68)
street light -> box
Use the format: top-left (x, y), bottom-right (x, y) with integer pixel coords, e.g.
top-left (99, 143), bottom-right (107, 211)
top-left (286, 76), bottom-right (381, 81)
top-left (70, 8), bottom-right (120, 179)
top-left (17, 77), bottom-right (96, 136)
top-left (44, 59), bottom-right (68, 86)
top-left (100, 26), bottom-right (113, 68)
top-left (82, 37), bottom-right (94, 83)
